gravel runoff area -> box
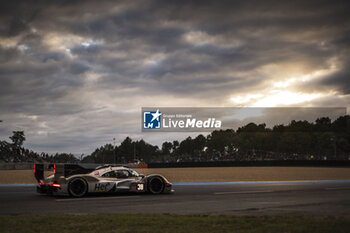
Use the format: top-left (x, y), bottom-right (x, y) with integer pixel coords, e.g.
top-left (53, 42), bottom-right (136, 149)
top-left (0, 167), bottom-right (350, 184)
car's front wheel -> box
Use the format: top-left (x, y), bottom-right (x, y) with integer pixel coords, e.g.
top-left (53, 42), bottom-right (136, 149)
top-left (147, 176), bottom-right (165, 194)
top-left (68, 177), bottom-right (88, 197)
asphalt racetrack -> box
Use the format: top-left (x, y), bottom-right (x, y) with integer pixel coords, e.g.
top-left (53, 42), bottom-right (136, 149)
top-left (1, 181), bottom-right (350, 216)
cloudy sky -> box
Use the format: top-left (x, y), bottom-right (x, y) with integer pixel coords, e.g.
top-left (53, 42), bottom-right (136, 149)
top-left (0, 0), bottom-right (349, 154)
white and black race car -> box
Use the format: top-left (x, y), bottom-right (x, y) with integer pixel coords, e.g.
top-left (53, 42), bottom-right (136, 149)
top-left (34, 164), bottom-right (173, 197)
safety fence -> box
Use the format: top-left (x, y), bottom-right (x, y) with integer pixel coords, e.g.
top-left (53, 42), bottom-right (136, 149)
top-left (1, 161), bottom-right (349, 170)
top-left (147, 160), bottom-right (350, 168)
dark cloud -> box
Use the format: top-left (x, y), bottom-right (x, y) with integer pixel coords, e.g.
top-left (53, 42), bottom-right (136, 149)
top-left (0, 0), bottom-right (349, 154)
top-left (318, 69), bottom-right (350, 94)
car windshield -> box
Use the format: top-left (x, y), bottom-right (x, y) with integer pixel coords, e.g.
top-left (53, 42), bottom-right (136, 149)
top-left (130, 169), bottom-right (139, 177)
top-left (101, 171), bottom-right (117, 178)
top-left (101, 168), bottom-right (139, 178)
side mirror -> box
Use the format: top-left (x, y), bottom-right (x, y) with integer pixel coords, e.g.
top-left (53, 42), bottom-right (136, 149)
top-left (139, 174), bottom-right (145, 178)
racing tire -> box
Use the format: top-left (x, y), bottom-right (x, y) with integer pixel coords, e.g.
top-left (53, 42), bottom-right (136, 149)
top-left (147, 176), bottom-right (165, 194)
top-left (68, 177), bottom-right (88, 197)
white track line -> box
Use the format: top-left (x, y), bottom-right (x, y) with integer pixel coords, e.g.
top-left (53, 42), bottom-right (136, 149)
top-left (325, 187), bottom-right (350, 190)
top-left (56, 196), bottom-right (140, 202)
top-left (214, 190), bottom-right (273, 195)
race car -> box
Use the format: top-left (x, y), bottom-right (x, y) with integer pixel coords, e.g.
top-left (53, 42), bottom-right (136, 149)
top-left (34, 164), bottom-right (174, 197)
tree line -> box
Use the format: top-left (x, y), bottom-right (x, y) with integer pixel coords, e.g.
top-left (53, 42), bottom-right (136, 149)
top-left (0, 115), bottom-right (349, 164)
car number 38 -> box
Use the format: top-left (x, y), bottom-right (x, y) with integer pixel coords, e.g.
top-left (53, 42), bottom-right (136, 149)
top-left (137, 184), bottom-right (144, 191)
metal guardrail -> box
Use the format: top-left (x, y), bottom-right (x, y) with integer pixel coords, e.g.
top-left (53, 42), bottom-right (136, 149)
top-left (0, 163), bottom-right (145, 170)
top-left (0, 163), bottom-right (35, 170)
top-left (148, 160), bottom-right (350, 168)
top-left (4, 161), bottom-right (348, 170)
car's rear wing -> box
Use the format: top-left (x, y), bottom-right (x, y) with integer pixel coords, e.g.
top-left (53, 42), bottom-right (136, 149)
top-left (34, 164), bottom-right (44, 181)
top-left (34, 163), bottom-right (95, 182)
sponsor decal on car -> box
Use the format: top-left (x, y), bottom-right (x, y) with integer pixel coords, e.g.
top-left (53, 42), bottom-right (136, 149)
top-left (94, 183), bottom-right (110, 192)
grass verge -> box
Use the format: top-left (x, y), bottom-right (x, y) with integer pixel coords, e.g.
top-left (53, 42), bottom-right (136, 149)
top-left (0, 214), bottom-right (349, 233)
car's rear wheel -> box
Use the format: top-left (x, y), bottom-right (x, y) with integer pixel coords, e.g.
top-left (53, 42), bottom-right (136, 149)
top-left (68, 177), bottom-right (88, 197)
top-left (148, 176), bottom-right (164, 194)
